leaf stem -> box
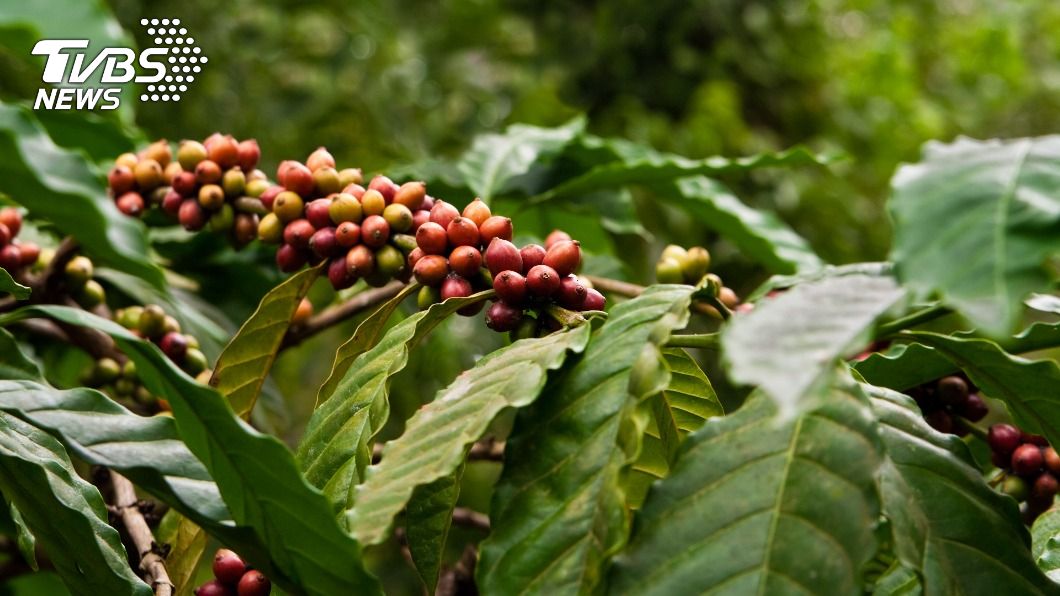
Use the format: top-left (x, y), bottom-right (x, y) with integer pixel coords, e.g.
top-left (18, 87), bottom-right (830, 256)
top-left (665, 333), bottom-right (721, 349)
top-left (282, 281), bottom-right (408, 349)
top-left (876, 304), bottom-right (952, 338)
top-left (955, 416), bottom-right (989, 442)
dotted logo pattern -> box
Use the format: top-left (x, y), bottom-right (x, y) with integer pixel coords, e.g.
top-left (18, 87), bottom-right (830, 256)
top-left (137, 18), bottom-right (206, 103)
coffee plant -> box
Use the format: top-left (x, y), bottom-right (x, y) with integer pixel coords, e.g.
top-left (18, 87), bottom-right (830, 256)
top-left (0, 94), bottom-right (1058, 596)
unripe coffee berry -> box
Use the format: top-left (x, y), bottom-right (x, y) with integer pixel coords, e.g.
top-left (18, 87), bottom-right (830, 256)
top-left (64, 256), bottom-right (94, 287)
top-left (283, 162), bottom-right (314, 197)
top-left (545, 229), bottom-right (572, 250)
top-left (415, 222), bottom-right (448, 255)
top-left (493, 270), bottom-right (527, 306)
top-left (237, 139), bottom-right (260, 172)
top-left (309, 227), bottom-right (339, 258)
top-left (526, 265), bottom-right (561, 297)
top-left (207, 135), bottom-right (239, 169)
top-left (360, 190), bottom-right (386, 217)
top-left (257, 213), bottom-right (283, 244)
top-left (558, 275), bottom-right (588, 309)
top-left (368, 175), bottom-right (398, 203)
top-left (543, 240), bottom-right (581, 277)
top-left (117, 192), bottom-right (145, 217)
top-left (346, 245), bottom-right (375, 277)
top-left (328, 256), bottom-right (355, 289)
top-left (335, 221), bottom-right (361, 247)
top-left (306, 146), bottom-right (336, 172)
top-left (178, 140), bottom-right (208, 170)
top-left (313, 167), bottom-right (342, 196)
top-left (656, 259), bottom-right (684, 284)
top-left (1003, 475), bottom-right (1029, 501)
top-left (283, 219), bottom-right (315, 249)
top-left (413, 255), bottom-right (449, 286)
top-left (394, 181), bottom-right (427, 210)
top-left (583, 288), bottom-right (606, 311)
top-left (376, 245), bottom-right (406, 278)
top-left (683, 247), bottom-right (711, 282)
top-left (195, 160), bottom-right (223, 185)
top-left (446, 217), bottom-right (480, 247)
top-left (138, 305), bottom-right (167, 338)
top-left (383, 203), bottom-right (414, 233)
top-left (519, 244), bottom-right (546, 273)
top-left (449, 246), bottom-right (482, 278)
top-left (305, 199), bottom-right (333, 229)
top-left (272, 192), bottom-right (305, 223)
top-left (361, 215), bottom-right (390, 248)
top-left (417, 285), bottom-right (441, 310)
top-left (988, 424), bottom-right (1022, 454)
top-left (338, 168), bottom-right (363, 188)
top-left (462, 198), bottom-right (491, 226)
top-left (276, 244), bottom-right (307, 272)
top-left (430, 201), bottom-right (460, 229)
top-left (237, 569), bottom-right (271, 596)
top-left (245, 179), bottom-right (269, 198)
top-left (0, 209), bottom-right (21, 237)
top-left (486, 301), bottom-right (523, 332)
top-left (198, 184), bottom-right (226, 210)
top-left (329, 193), bottom-right (362, 224)
top-left (108, 165), bottom-right (135, 195)
top-left (1012, 444), bottom-right (1044, 476)
top-left (133, 159), bottom-right (163, 190)
top-left (479, 216), bottom-right (513, 245)
top-left (222, 168), bottom-right (246, 197)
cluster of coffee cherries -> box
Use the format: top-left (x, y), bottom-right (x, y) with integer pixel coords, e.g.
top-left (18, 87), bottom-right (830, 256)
top-left (256, 147), bottom-right (426, 290)
top-left (988, 423), bottom-right (1059, 520)
top-left (62, 254), bottom-right (108, 309)
top-left (194, 549), bottom-right (270, 596)
top-left (906, 374), bottom-right (988, 435)
top-left (0, 207), bottom-right (41, 278)
top-left (107, 135), bottom-right (267, 247)
top-left (655, 244), bottom-right (742, 315)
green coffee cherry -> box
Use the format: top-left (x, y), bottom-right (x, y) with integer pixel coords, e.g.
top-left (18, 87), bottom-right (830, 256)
top-left (184, 348), bottom-right (208, 375)
top-left (76, 279), bottom-right (106, 308)
top-left (258, 213), bottom-right (283, 243)
top-left (185, 334), bottom-right (200, 350)
top-left (1003, 475), bottom-right (1029, 501)
top-left (328, 193), bottom-right (362, 224)
top-left (64, 256), bottom-right (94, 288)
top-left (94, 358), bottom-right (121, 384)
top-left (114, 377), bottom-right (136, 396)
top-left (122, 360), bottom-right (137, 380)
top-left (703, 273), bottom-right (723, 297)
top-left (222, 168), bottom-right (246, 197)
top-left (138, 304), bottom-right (167, 338)
top-left (245, 179), bottom-right (270, 198)
top-left (417, 285), bottom-right (441, 310)
top-left (209, 204), bottom-right (235, 232)
top-left (655, 258), bottom-right (684, 284)
top-left (116, 306), bottom-right (143, 329)
top-left (661, 244), bottom-right (689, 265)
top-left (134, 386), bottom-right (156, 405)
top-left (682, 247), bottom-right (710, 283)
top-left (163, 315), bottom-right (182, 335)
top-left (375, 245), bottom-right (405, 277)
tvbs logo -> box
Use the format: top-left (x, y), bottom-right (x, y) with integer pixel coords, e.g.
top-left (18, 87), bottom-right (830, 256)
top-left (32, 18), bottom-right (206, 111)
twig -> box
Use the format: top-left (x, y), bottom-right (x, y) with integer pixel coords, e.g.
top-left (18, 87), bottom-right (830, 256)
top-left (281, 281), bottom-right (406, 349)
top-left (109, 471), bottom-right (173, 596)
top-left (451, 508), bottom-right (490, 532)
top-left (31, 237), bottom-right (80, 303)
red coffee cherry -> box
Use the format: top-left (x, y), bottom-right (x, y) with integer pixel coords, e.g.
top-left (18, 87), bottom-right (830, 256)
top-left (1012, 444), bottom-right (1044, 476)
top-left (484, 238), bottom-right (523, 277)
top-left (0, 209), bottom-right (21, 238)
top-left (108, 165), bottom-right (135, 195)
top-left (361, 215), bottom-right (390, 248)
top-left (407, 247), bottom-right (425, 268)
top-left (206, 135), bottom-right (239, 169)
top-left (582, 288), bottom-right (606, 311)
top-left (462, 198), bottom-right (491, 226)
top-left (179, 200), bottom-right (207, 231)
top-left (924, 410), bottom-right (953, 434)
top-left (519, 244), bottom-right (546, 273)
top-left (429, 201), bottom-right (460, 229)
top-left (545, 229), bottom-right (572, 250)
top-left (328, 256), bottom-right (356, 289)
top-left (259, 185), bottom-right (284, 210)
top-left (0, 245), bottom-right (21, 271)
top-left (172, 171), bottom-right (198, 197)
top-left (557, 275), bottom-right (588, 309)
top-left (116, 192), bottom-right (145, 217)
top-left (276, 244), bottom-right (307, 272)
top-left (486, 301), bottom-right (523, 332)
top-left (413, 255), bottom-right (449, 286)
top-left (446, 217), bottom-right (480, 247)
top-left (237, 139), bottom-right (261, 172)
top-left (236, 569), bottom-right (271, 596)
top-left (233, 214), bottom-right (259, 247)
top-left (306, 146), bottom-right (336, 172)
top-left (543, 240), bottom-right (581, 277)
top-left (368, 175), bottom-right (398, 203)
top-left (16, 242), bottom-right (39, 267)
top-left (493, 270), bottom-right (527, 306)
top-left (449, 246), bottom-right (483, 278)
top-left (411, 209), bottom-right (431, 231)
top-left (479, 216), bottom-right (513, 245)
top-left (212, 549), bottom-right (246, 585)
top-left (161, 189), bottom-right (184, 217)
top-left (160, 332), bottom-right (188, 362)
top-left (988, 423), bottom-right (1022, 454)
top-left (194, 579), bottom-right (231, 596)
top-left (959, 393), bottom-right (988, 422)
top-left (441, 275), bottom-right (473, 301)
top-left (394, 181), bottom-right (427, 211)
top-left (283, 219), bottom-right (315, 249)
top-left (345, 245), bottom-right (375, 277)
top-left (415, 222), bottom-right (448, 255)
top-left (526, 265), bottom-right (561, 297)
top-left (1034, 472), bottom-right (1060, 499)
top-left (937, 376), bottom-right (969, 406)
top-left (282, 162), bottom-right (314, 198)
top-left (309, 227), bottom-right (339, 258)
top-left (305, 199), bottom-right (333, 229)
top-left (335, 221), bottom-right (361, 248)
top-left (1025, 433), bottom-right (1050, 446)
top-left (0, 223), bottom-right (11, 246)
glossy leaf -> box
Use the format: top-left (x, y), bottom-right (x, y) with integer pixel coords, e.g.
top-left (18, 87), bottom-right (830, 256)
top-left (157, 513), bottom-right (209, 596)
top-left (747, 262), bottom-right (893, 301)
top-left (722, 272), bottom-right (906, 417)
top-left (1032, 509), bottom-right (1060, 583)
top-left (1028, 293), bottom-right (1060, 316)
top-left (889, 136), bottom-right (1060, 336)
top-left (866, 384), bottom-right (1055, 594)
top-left (478, 285), bottom-right (696, 594)
top-left (609, 383), bottom-right (882, 595)
top-left (0, 412), bottom-right (150, 595)
top-left (211, 266), bottom-right (320, 417)
top-left (406, 471), bottom-right (462, 593)
top-left (457, 117), bottom-right (585, 201)
top-left (0, 267), bottom-right (29, 299)
top-left (10, 504), bottom-right (35, 571)
top-left (0, 306), bottom-right (381, 596)
top-left (298, 292), bottom-right (490, 514)
top-left (348, 324), bottom-right (592, 544)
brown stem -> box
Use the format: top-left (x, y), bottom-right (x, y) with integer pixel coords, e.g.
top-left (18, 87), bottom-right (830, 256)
top-left (281, 281), bottom-right (406, 349)
top-left (585, 275), bottom-right (727, 319)
top-left (451, 507), bottom-right (490, 532)
top-left (109, 471), bottom-right (173, 596)
top-left (31, 237), bottom-right (80, 303)
top-left (436, 546), bottom-right (477, 596)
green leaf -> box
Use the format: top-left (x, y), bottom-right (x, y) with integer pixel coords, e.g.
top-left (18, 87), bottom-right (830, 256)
top-left (889, 136), bottom-right (1060, 336)
top-left (866, 383), bottom-right (1056, 594)
top-left (157, 513), bottom-right (209, 596)
top-left (722, 273), bottom-right (907, 417)
top-left (608, 382), bottom-right (882, 595)
top-left (747, 262), bottom-right (894, 301)
top-left (298, 292), bottom-right (490, 514)
top-left (10, 504), bottom-right (36, 571)
top-left (405, 470), bottom-right (463, 593)
top-left (478, 285), bottom-right (696, 594)
top-left (871, 562), bottom-right (923, 596)
top-left (0, 412), bottom-right (150, 596)
top-left (0, 103), bottom-right (163, 288)
top-left (211, 267), bottom-right (319, 417)
top-left (1032, 509), bottom-right (1060, 583)
top-left (0, 306), bottom-right (381, 596)
top-left (656, 176), bottom-right (823, 274)
top-left (1028, 293), bottom-right (1060, 316)
top-left (348, 324), bottom-right (592, 544)
top-left (315, 283), bottom-right (418, 405)
top-left (457, 117), bottom-right (586, 201)
top-left (854, 341), bottom-right (956, 392)
top-left (0, 267), bottom-right (29, 299)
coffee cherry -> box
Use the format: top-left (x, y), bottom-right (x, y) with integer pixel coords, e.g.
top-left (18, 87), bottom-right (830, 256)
top-left (407, 247), bottom-right (425, 268)
top-left (237, 139), bottom-right (260, 171)
top-left (360, 189), bottom-right (387, 217)
top-left (960, 393), bottom-right (988, 422)
top-left (449, 246), bottom-right (482, 278)
top-left (0, 209), bottom-right (19, 239)
top-left (479, 216), bottom-right (513, 245)
top-left (16, 242), bottom-right (39, 267)
top-left (206, 135), bottom-right (239, 169)
top-left (338, 168), bottom-right (363, 188)
top-left (543, 240), bottom-right (581, 277)
top-left (1003, 475), bottom-right (1029, 501)
top-left (245, 179), bottom-right (269, 199)
top-left (1025, 433), bottom-right (1050, 446)
top-left (441, 274), bottom-right (473, 301)
top-left (210, 548), bottom-right (246, 585)
top-left (411, 208), bottom-right (431, 231)
top-left (283, 162), bottom-right (314, 198)
top-left (376, 245), bottom-right (406, 278)
top-left (198, 184), bottom-right (225, 210)
top-left (719, 287), bottom-right (740, 309)
top-left (283, 219), bottom-right (315, 249)
top-left (510, 317), bottom-right (538, 342)
top-left (413, 255), bottom-right (449, 286)
top-left (493, 270), bottom-right (527, 306)
top-left (683, 247), bottom-right (711, 282)
top-left (342, 183), bottom-right (366, 199)
top-left (545, 229), bottom-right (572, 250)
top-left (484, 238), bottom-right (523, 277)
top-left (130, 159), bottom-right (161, 191)
top-left (526, 265), bottom-right (561, 297)
top-left (1044, 447), bottom-right (1060, 475)
top-left (194, 579), bottom-right (231, 596)
top-left (138, 305), bottom-right (167, 338)
top-left (519, 244), bottom-right (546, 273)
top-left (309, 227), bottom-right (339, 258)
top-left (64, 256), bottom-right (94, 287)
top-left (0, 223), bottom-right (10, 247)
top-left (141, 139), bottom-right (172, 167)
top-left (583, 288), bottom-right (606, 311)
top-left (335, 221), bottom-right (361, 247)
top-left (160, 331), bottom-right (188, 362)
top-left (394, 182), bottom-right (427, 210)
top-left (430, 201), bottom-right (460, 229)
top-left (361, 215), bottom-right (390, 248)
top-left (301, 199), bottom-right (330, 229)
top-left (557, 275), bottom-right (588, 309)
top-left (177, 140), bottom-right (208, 170)
top-left (257, 213), bottom-right (283, 244)
top-left (1012, 444), bottom-right (1044, 476)
top-left (195, 160), bottom-right (223, 185)
top-left (259, 186), bottom-right (283, 211)
top-left (170, 171), bottom-right (196, 198)
top-left (924, 410), bottom-right (953, 434)
top-left (346, 245), bottom-right (375, 277)
top-left (383, 204), bottom-right (414, 233)
top-left (417, 285), bottom-right (441, 310)
top-left (329, 193), bottom-right (362, 224)
top-left (989, 424), bottom-right (1022, 455)
top-left (276, 244), bottom-right (307, 272)
top-left (219, 167), bottom-right (245, 197)
top-left (937, 376), bottom-right (969, 406)
top-left (237, 569), bottom-right (271, 596)
top-left (368, 175), bottom-right (398, 203)
top-left (328, 256), bottom-right (355, 289)
top-left (462, 198), bottom-right (491, 226)
top-left (233, 214), bottom-right (259, 247)
top-left (486, 300), bottom-right (523, 332)
top-left (75, 279), bottom-right (105, 308)
top-left (163, 161), bottom-right (183, 185)
top-left (117, 192), bottom-right (146, 217)
top-left (272, 192), bottom-right (305, 223)
top-left (1035, 473), bottom-right (1060, 499)
top-left (108, 165), bottom-right (136, 195)
top-left (313, 167), bottom-right (342, 196)
top-left (306, 146), bottom-right (336, 172)
top-left (415, 222), bottom-right (448, 255)
top-left (446, 217), bottom-right (480, 247)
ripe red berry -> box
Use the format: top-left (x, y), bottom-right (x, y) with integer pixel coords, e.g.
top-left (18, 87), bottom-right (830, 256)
top-left (582, 288), bottom-right (606, 311)
top-left (234, 214), bottom-right (259, 247)
top-left (543, 240), bottom-right (581, 277)
top-left (959, 393), bottom-right (988, 422)
top-left (342, 183), bottom-right (366, 199)
top-left (179, 199), bottom-right (207, 231)
top-left (411, 209), bottom-right (431, 231)
top-left (441, 275), bottom-right (473, 301)
top-left (0, 209), bottom-right (21, 238)
top-left (237, 139), bottom-right (260, 172)
top-left (116, 192), bottom-right (145, 217)
top-left (16, 242), bottom-right (39, 267)
top-left (1025, 433), bottom-right (1050, 446)
top-left (462, 198), bottom-right (491, 226)
top-left (345, 245), bottom-right (375, 277)
top-left (207, 135), bottom-right (239, 169)
top-left (259, 186), bottom-right (284, 211)
top-left (283, 219), bottom-right (315, 249)
top-left (484, 238), bottom-right (522, 276)
top-left (407, 247), bottom-right (425, 268)
top-left (449, 246), bottom-right (482, 278)
top-left (305, 199), bottom-right (333, 229)
top-left (545, 229), bottom-right (572, 250)
top-left (1012, 444), bottom-right (1044, 476)
top-left (195, 159), bottom-right (223, 185)
top-left (526, 265), bottom-right (561, 297)
top-left (394, 181), bottom-right (427, 211)
top-left (172, 171), bottom-right (198, 197)
top-left (413, 255), bottom-right (449, 286)
top-left (519, 244), bottom-right (546, 273)
top-left (415, 222), bottom-right (448, 255)
top-left (276, 244), bottom-right (308, 272)
top-left (360, 215), bottom-right (390, 248)
top-left (937, 376), bottom-right (969, 406)
top-left (924, 410), bottom-right (953, 434)
top-left (557, 275), bottom-right (588, 309)
top-left (446, 217), bottom-right (480, 247)
top-left (108, 165), bottom-right (135, 195)
top-left (236, 570), bottom-right (271, 596)
top-left (493, 271), bottom-right (527, 306)
top-left (368, 175), bottom-right (398, 203)
top-left (283, 162), bottom-right (314, 197)
top-left (212, 549), bottom-right (246, 586)
top-left (1034, 472), bottom-right (1060, 499)
top-left (988, 424), bottom-right (1022, 454)
top-left (159, 332), bottom-right (188, 362)
top-left (306, 146), bottom-right (336, 172)
top-left (194, 579), bottom-right (231, 596)
top-left (309, 227), bottom-right (339, 258)
top-left (0, 223), bottom-right (9, 246)
top-left (335, 221), bottom-right (361, 248)
top-left (324, 257), bottom-right (352, 290)
top-left (429, 201), bottom-right (460, 229)
top-left (479, 216), bottom-right (513, 245)
top-left (0, 245), bottom-right (21, 271)
top-left (486, 301), bottom-right (523, 332)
